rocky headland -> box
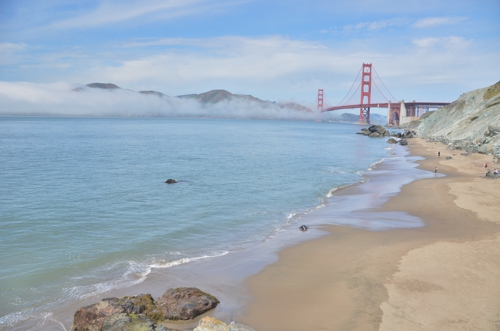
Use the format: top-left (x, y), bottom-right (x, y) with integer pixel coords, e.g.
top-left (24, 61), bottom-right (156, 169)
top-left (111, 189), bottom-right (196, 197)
top-left (411, 80), bottom-right (500, 161)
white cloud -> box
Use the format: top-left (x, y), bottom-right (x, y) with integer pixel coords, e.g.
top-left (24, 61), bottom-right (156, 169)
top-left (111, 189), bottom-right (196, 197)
top-left (343, 18), bottom-right (407, 33)
top-left (0, 42), bottom-right (27, 65)
top-left (412, 16), bottom-right (466, 28)
top-left (412, 36), bottom-right (471, 48)
top-left (48, 0), bottom-right (209, 29)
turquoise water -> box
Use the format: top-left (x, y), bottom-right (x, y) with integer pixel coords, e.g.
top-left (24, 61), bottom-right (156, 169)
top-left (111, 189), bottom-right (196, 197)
top-left (0, 117), bottom-right (394, 329)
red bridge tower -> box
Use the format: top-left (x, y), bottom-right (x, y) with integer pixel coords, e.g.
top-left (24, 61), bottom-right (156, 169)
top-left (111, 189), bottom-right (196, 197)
top-left (359, 63), bottom-right (372, 124)
top-left (317, 89), bottom-right (324, 111)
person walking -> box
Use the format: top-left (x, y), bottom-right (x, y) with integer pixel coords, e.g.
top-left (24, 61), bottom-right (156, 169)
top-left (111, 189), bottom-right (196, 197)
top-left (434, 167), bottom-right (438, 177)
top-left (438, 151), bottom-right (440, 158)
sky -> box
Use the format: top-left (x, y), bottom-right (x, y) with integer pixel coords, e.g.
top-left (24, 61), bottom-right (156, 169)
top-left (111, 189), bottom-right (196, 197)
top-left (1, 0), bottom-right (499, 115)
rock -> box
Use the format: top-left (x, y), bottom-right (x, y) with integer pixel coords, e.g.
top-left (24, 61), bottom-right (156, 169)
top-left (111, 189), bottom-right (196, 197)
top-left (193, 317), bottom-right (254, 331)
top-left (387, 138), bottom-right (397, 144)
top-left (446, 156), bottom-right (452, 159)
top-left (165, 179), bottom-right (177, 184)
top-left (71, 298), bottom-right (126, 331)
top-left (402, 129), bottom-right (417, 138)
top-left (71, 294), bottom-right (170, 331)
top-left (102, 313), bottom-right (158, 331)
top-left (155, 288), bottom-right (220, 321)
top-left (299, 225), bottom-right (308, 232)
top-left (367, 124), bottom-right (390, 137)
top-left (357, 125), bottom-right (389, 137)
top-left (399, 139), bottom-right (408, 146)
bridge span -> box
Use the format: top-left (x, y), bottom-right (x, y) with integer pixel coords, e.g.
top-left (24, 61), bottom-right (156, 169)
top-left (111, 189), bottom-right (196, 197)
top-left (318, 63), bottom-right (450, 125)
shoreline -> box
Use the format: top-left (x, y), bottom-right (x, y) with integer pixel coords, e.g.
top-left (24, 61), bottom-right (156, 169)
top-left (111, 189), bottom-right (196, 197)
top-left (8, 136), bottom-right (500, 331)
top-left (239, 138), bottom-right (500, 330)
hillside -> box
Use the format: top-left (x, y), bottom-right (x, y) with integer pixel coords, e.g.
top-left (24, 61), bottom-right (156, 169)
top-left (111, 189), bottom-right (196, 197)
top-left (416, 81), bottom-right (500, 160)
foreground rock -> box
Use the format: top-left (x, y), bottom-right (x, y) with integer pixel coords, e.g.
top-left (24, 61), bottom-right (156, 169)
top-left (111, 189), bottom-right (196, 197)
top-left (357, 125), bottom-right (390, 137)
top-left (193, 316), bottom-right (254, 331)
top-left (71, 288), bottom-right (219, 331)
top-left (156, 287), bottom-right (220, 321)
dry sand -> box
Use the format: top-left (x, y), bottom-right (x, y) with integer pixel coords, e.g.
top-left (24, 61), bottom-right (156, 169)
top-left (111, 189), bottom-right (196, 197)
top-left (240, 138), bottom-right (500, 331)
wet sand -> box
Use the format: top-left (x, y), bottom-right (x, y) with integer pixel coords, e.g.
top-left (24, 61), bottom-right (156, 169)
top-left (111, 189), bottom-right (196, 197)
top-left (240, 138), bottom-right (500, 330)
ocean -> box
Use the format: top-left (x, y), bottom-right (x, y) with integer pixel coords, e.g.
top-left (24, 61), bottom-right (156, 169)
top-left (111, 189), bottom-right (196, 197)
top-left (0, 117), bottom-right (431, 330)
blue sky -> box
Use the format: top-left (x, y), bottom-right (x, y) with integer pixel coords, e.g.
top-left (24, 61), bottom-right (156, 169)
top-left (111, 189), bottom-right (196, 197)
top-left (1, 0), bottom-right (499, 110)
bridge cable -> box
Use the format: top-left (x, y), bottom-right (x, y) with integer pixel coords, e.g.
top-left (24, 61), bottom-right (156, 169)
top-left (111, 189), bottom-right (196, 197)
top-left (372, 79), bottom-right (389, 103)
top-left (336, 66), bottom-right (362, 106)
top-left (373, 67), bottom-right (399, 102)
top-left (344, 83), bottom-right (361, 106)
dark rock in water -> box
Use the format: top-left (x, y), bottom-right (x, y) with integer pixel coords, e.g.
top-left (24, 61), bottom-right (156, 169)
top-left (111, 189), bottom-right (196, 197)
top-left (165, 179), bottom-right (177, 184)
top-left (155, 287), bottom-right (220, 321)
top-left (399, 139), bottom-right (408, 146)
top-left (446, 156), bottom-right (453, 159)
top-left (299, 225), bottom-right (308, 232)
top-left (387, 138), bottom-right (398, 144)
top-left (357, 125), bottom-right (390, 137)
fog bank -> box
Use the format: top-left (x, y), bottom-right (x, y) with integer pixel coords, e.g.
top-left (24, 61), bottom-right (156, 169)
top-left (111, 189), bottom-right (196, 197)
top-left (0, 81), bottom-right (319, 120)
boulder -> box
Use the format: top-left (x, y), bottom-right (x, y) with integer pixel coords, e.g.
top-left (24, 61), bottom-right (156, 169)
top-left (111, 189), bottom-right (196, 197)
top-left (155, 287), bottom-right (220, 321)
top-left (193, 316), bottom-right (254, 331)
top-left (72, 298), bottom-right (125, 331)
top-left (399, 139), bottom-right (408, 146)
top-left (387, 138), bottom-right (398, 144)
top-left (71, 292), bottom-right (202, 331)
top-left (165, 179), bottom-right (177, 184)
top-left (357, 125), bottom-right (390, 137)
top-left (446, 156), bottom-right (453, 160)
top-left (102, 313), bottom-right (164, 331)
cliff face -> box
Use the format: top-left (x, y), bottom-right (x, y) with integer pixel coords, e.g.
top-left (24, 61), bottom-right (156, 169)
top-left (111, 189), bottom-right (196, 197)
top-left (417, 81), bottom-right (500, 160)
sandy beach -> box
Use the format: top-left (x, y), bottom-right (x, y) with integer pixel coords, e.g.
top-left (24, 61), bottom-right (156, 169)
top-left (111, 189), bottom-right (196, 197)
top-left (240, 138), bottom-right (500, 331)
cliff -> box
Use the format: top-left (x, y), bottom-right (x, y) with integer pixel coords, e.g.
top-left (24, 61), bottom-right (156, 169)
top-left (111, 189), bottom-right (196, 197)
top-left (416, 81), bottom-right (500, 161)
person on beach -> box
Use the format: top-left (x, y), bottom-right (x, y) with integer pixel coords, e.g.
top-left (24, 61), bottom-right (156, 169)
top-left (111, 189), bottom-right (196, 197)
top-left (435, 167), bottom-right (438, 177)
top-left (484, 163), bottom-right (488, 168)
top-left (494, 169), bottom-right (499, 175)
top-left (438, 151), bottom-right (440, 158)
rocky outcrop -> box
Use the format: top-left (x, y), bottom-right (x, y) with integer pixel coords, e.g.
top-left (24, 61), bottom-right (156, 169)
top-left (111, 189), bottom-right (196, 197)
top-left (155, 288), bottom-right (220, 321)
top-left (416, 81), bottom-right (500, 161)
top-left (391, 129), bottom-right (417, 139)
top-left (71, 288), bottom-right (219, 331)
top-left (399, 139), bottom-right (408, 146)
top-left (357, 125), bottom-right (390, 137)
top-left (193, 316), bottom-right (254, 331)
top-left (387, 138), bottom-right (397, 144)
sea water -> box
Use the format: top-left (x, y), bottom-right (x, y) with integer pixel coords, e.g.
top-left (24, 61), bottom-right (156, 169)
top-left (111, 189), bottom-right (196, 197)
top-left (0, 117), bottom-right (427, 330)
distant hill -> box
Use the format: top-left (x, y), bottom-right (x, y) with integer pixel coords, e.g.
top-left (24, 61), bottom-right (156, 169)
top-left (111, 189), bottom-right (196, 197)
top-left (139, 90), bottom-right (168, 98)
top-left (75, 83), bottom-right (312, 115)
top-left (178, 89), bottom-right (311, 112)
top-left (178, 89), bottom-right (264, 104)
top-left (87, 83), bottom-right (121, 89)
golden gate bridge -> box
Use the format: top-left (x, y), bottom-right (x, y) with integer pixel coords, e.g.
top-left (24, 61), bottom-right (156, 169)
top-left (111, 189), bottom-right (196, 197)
top-left (318, 63), bottom-right (450, 125)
